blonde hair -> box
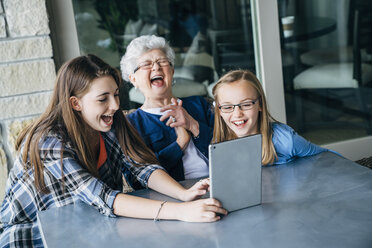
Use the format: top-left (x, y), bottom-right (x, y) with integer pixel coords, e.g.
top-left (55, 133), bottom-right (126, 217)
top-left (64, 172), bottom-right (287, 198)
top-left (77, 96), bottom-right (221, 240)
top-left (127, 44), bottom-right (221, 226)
top-left (212, 69), bottom-right (278, 165)
top-left (16, 54), bottom-right (158, 193)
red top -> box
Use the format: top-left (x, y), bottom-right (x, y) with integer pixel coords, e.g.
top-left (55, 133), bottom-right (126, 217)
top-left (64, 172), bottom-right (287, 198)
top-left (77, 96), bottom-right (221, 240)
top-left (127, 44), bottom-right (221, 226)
top-left (97, 133), bottom-right (107, 169)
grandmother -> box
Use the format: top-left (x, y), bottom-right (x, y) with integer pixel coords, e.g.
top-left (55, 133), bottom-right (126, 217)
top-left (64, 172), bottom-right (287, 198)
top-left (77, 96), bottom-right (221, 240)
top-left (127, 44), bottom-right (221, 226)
top-left (120, 35), bottom-right (213, 181)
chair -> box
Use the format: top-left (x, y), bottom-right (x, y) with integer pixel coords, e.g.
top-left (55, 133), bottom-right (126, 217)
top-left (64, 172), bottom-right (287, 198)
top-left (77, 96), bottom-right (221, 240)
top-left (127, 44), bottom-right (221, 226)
top-left (299, 0), bottom-right (371, 66)
top-left (293, 4), bottom-right (372, 133)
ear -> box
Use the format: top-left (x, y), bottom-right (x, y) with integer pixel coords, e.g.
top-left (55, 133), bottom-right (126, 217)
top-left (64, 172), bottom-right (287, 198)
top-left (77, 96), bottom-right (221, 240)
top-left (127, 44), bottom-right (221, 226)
top-left (128, 74), bottom-right (139, 89)
top-left (128, 74), bottom-right (136, 84)
top-left (70, 96), bottom-right (82, 111)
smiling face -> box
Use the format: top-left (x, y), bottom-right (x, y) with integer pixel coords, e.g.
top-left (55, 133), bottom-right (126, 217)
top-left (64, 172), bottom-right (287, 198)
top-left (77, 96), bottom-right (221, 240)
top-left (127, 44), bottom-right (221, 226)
top-left (71, 76), bottom-right (120, 133)
top-left (217, 80), bottom-right (261, 137)
top-left (129, 49), bottom-right (174, 102)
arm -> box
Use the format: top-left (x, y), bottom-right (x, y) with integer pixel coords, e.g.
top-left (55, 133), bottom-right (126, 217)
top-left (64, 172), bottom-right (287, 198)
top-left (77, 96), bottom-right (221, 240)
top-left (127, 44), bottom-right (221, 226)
top-left (127, 112), bottom-right (184, 172)
top-left (113, 170), bottom-right (227, 222)
top-left (41, 138), bottom-right (120, 217)
top-left (112, 191), bottom-right (226, 222)
top-left (160, 97), bottom-right (214, 155)
top-left (147, 169), bottom-right (209, 201)
top-left (291, 130), bottom-right (328, 158)
top-left (160, 98), bottom-right (201, 137)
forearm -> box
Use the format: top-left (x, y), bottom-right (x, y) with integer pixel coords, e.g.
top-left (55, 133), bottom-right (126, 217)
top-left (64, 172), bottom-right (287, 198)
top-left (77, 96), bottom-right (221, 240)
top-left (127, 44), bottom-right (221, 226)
top-left (112, 193), bottom-right (179, 220)
top-left (147, 169), bottom-right (186, 200)
top-left (188, 118), bottom-right (200, 138)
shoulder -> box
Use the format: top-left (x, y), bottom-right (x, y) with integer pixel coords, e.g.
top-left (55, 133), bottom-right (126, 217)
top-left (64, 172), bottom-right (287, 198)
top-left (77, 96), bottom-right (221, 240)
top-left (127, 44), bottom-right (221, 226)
top-left (127, 109), bottom-right (150, 125)
top-left (39, 132), bottom-right (66, 151)
top-left (272, 122), bottom-right (295, 135)
top-left (181, 95), bottom-right (208, 106)
top-left (127, 108), bottom-right (143, 120)
top-left (181, 96), bottom-right (212, 114)
top-left (271, 123), bottom-right (296, 148)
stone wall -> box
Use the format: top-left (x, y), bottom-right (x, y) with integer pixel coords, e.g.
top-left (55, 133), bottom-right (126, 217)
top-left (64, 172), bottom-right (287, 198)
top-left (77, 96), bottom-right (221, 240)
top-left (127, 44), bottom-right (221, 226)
top-left (0, 0), bottom-right (56, 202)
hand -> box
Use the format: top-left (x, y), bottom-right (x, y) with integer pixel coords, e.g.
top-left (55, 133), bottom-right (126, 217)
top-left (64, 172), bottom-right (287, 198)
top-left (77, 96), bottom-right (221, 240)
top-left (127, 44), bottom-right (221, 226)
top-left (160, 98), bottom-right (200, 137)
top-left (177, 198), bottom-right (228, 222)
top-left (175, 126), bottom-right (191, 151)
top-left (180, 178), bottom-right (210, 201)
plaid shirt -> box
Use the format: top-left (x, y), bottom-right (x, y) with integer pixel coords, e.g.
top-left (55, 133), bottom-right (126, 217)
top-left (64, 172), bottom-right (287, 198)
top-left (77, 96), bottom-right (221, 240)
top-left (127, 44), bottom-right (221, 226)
top-left (0, 129), bottom-right (163, 247)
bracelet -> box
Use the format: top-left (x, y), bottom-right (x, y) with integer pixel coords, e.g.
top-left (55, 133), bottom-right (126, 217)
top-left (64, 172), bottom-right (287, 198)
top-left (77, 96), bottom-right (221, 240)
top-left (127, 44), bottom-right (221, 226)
top-left (154, 200), bottom-right (167, 221)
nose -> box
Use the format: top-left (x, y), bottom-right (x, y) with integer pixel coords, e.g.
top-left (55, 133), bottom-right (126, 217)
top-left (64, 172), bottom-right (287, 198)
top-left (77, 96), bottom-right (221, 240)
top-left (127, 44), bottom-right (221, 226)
top-left (152, 61), bottom-right (161, 70)
top-left (110, 96), bottom-right (120, 111)
top-left (232, 105), bottom-right (243, 117)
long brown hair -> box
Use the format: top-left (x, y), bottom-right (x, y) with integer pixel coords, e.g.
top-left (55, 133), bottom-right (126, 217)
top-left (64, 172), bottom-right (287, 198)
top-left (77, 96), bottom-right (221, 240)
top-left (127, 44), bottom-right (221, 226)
top-left (16, 54), bottom-right (158, 193)
top-left (212, 69), bottom-right (278, 165)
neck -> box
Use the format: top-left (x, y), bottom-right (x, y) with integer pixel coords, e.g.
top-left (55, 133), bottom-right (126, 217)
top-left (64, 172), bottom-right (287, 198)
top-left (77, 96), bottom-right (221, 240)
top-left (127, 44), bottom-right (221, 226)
top-left (85, 126), bottom-right (100, 156)
top-left (141, 95), bottom-right (174, 109)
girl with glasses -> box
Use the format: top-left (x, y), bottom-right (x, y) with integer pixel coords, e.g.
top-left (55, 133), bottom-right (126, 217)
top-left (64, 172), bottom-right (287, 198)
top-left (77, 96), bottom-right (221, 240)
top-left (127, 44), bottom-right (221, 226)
top-left (212, 69), bottom-right (337, 165)
top-left (0, 55), bottom-right (226, 247)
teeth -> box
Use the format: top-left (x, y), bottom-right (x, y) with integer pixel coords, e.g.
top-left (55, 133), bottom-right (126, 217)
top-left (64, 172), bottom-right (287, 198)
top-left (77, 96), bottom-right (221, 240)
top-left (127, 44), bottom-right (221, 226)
top-left (151, 75), bottom-right (163, 81)
top-left (233, 120), bottom-right (245, 125)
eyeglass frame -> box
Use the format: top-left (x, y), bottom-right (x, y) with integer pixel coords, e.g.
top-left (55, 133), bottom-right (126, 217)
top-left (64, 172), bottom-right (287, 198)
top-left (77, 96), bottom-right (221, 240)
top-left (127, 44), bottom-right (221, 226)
top-left (133, 58), bottom-right (172, 73)
top-left (218, 99), bottom-right (259, 113)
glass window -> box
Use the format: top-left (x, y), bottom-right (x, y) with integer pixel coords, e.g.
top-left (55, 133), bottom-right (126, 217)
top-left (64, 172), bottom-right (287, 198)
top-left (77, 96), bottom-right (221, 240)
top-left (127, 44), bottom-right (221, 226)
top-left (71, 0), bottom-right (255, 109)
top-left (279, 0), bottom-right (372, 145)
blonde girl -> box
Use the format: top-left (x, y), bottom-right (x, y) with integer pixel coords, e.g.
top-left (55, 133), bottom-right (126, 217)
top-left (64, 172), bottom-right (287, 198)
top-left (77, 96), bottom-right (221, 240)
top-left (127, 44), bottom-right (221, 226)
top-left (212, 69), bottom-right (332, 165)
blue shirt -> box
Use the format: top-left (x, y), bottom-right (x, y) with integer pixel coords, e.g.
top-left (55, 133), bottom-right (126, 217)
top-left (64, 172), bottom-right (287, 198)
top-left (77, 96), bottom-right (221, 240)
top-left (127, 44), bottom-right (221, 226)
top-left (272, 123), bottom-right (332, 164)
top-left (127, 96), bottom-right (214, 181)
top-left (0, 129), bottom-right (163, 247)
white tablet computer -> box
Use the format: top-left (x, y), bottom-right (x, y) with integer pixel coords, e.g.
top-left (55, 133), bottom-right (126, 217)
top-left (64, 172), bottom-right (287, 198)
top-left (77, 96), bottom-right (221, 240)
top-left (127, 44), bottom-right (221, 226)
top-left (209, 134), bottom-right (262, 212)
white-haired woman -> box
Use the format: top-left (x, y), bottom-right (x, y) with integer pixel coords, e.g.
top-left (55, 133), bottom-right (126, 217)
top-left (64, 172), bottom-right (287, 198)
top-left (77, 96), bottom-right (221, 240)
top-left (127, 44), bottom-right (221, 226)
top-left (121, 35), bottom-right (213, 182)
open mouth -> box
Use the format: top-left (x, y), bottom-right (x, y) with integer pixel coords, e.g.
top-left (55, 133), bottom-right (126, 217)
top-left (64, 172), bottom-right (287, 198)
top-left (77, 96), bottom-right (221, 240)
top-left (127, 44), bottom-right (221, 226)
top-left (232, 120), bottom-right (247, 127)
top-left (101, 114), bottom-right (113, 126)
top-left (150, 75), bottom-right (164, 87)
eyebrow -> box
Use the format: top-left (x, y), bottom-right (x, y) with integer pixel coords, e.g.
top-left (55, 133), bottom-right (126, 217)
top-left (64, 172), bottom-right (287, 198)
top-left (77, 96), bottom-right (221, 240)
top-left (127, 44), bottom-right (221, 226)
top-left (138, 57), bottom-right (167, 63)
top-left (96, 88), bottom-right (119, 98)
top-left (220, 98), bottom-right (256, 105)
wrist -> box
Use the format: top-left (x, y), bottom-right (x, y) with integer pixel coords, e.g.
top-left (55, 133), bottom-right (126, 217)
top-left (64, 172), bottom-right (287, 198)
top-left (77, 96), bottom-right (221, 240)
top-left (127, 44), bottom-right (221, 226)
top-left (159, 201), bottom-right (180, 220)
top-left (189, 120), bottom-right (200, 138)
top-left (177, 188), bottom-right (188, 202)
top-left (176, 138), bottom-right (187, 151)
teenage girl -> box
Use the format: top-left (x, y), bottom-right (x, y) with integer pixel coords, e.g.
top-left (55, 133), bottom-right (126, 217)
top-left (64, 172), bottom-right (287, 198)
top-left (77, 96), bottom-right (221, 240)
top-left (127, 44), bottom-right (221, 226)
top-left (212, 69), bottom-right (335, 165)
top-left (0, 55), bottom-right (227, 247)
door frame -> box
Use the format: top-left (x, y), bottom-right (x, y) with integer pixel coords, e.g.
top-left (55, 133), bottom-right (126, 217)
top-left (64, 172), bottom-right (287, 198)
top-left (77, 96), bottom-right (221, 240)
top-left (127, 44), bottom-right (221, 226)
top-left (251, 0), bottom-right (372, 161)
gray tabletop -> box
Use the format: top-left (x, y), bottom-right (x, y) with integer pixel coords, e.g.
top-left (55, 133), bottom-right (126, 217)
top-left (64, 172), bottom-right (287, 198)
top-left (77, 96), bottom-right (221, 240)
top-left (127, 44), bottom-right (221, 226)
top-left (37, 152), bottom-right (372, 248)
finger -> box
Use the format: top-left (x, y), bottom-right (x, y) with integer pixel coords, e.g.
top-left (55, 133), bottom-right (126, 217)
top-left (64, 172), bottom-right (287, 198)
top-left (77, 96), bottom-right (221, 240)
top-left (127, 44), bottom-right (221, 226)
top-left (171, 97), bottom-right (178, 105)
top-left (178, 99), bottom-right (183, 107)
top-left (194, 189), bottom-right (207, 196)
top-left (205, 197), bottom-right (223, 207)
top-left (204, 204), bottom-right (228, 216)
top-left (160, 104), bottom-right (176, 113)
top-left (169, 122), bottom-right (182, 128)
top-left (201, 214), bottom-right (221, 222)
top-left (159, 111), bottom-right (174, 122)
top-left (165, 118), bottom-right (173, 126)
top-left (202, 211), bottom-right (217, 219)
top-left (199, 179), bottom-right (210, 186)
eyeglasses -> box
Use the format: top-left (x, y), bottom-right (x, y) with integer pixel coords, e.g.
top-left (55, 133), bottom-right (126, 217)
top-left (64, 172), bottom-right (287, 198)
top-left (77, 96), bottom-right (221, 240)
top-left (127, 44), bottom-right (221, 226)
top-left (218, 99), bottom-right (258, 113)
top-left (133, 58), bottom-right (172, 73)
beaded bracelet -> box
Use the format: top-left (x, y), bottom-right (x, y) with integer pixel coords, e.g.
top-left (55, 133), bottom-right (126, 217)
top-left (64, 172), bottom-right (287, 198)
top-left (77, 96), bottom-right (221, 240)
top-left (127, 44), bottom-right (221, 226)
top-left (154, 200), bottom-right (167, 221)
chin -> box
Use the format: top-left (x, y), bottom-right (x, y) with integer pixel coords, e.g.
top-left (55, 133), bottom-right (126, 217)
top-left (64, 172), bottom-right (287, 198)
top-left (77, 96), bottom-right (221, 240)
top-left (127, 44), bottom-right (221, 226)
top-left (235, 130), bottom-right (250, 138)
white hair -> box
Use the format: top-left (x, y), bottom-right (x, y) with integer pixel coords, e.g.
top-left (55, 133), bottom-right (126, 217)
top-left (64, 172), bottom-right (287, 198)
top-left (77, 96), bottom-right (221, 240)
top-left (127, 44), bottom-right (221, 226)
top-left (120, 35), bottom-right (175, 82)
